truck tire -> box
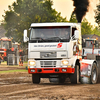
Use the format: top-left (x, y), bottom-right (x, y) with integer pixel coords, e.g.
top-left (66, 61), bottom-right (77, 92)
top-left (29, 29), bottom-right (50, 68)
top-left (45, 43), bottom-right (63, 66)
top-left (90, 63), bottom-right (98, 84)
top-left (81, 63), bottom-right (98, 84)
top-left (32, 74), bottom-right (40, 84)
top-left (70, 65), bottom-right (79, 84)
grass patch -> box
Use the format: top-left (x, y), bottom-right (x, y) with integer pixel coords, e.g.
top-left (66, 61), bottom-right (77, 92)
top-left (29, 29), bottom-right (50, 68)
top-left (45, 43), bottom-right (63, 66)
top-left (0, 69), bottom-right (28, 74)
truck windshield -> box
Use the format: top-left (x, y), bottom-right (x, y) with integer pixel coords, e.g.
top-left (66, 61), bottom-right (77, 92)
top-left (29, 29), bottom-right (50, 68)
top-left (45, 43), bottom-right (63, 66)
top-left (30, 26), bottom-right (70, 42)
top-left (0, 41), bottom-right (12, 49)
top-left (85, 40), bottom-right (99, 48)
top-left (2, 41), bottom-right (9, 49)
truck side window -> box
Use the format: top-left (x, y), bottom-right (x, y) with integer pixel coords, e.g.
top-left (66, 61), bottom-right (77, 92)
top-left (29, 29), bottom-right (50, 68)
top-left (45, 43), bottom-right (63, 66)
top-left (72, 28), bottom-right (76, 39)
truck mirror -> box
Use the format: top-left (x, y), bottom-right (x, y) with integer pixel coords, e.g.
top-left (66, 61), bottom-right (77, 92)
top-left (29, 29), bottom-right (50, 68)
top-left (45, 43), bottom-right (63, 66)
top-left (74, 30), bottom-right (79, 39)
top-left (23, 29), bottom-right (29, 42)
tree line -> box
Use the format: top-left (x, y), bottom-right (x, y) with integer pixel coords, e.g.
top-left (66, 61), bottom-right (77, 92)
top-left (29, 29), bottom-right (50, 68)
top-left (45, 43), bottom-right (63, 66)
top-left (1, 0), bottom-right (100, 43)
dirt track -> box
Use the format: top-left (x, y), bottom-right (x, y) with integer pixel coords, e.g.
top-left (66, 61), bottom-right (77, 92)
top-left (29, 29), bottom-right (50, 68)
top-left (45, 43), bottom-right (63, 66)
top-left (0, 67), bottom-right (100, 100)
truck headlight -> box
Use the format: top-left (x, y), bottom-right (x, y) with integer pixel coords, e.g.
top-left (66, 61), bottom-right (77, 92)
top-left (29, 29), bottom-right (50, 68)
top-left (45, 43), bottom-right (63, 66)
top-left (62, 60), bottom-right (69, 65)
top-left (29, 61), bottom-right (36, 66)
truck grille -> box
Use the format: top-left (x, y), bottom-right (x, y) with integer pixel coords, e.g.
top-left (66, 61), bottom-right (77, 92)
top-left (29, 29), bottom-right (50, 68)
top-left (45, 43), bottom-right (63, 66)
top-left (40, 61), bottom-right (56, 67)
top-left (40, 52), bottom-right (56, 58)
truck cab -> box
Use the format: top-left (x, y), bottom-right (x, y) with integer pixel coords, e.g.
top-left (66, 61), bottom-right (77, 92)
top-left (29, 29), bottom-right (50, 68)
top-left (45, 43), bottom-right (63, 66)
top-left (24, 23), bottom-right (82, 84)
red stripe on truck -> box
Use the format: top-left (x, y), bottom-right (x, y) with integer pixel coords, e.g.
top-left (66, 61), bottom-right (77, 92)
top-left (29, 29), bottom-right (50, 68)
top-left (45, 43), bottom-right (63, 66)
top-left (28, 68), bottom-right (75, 74)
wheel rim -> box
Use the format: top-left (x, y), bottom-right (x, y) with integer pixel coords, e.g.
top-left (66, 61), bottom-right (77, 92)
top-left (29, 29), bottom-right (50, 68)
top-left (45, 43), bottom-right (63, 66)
top-left (92, 68), bottom-right (96, 81)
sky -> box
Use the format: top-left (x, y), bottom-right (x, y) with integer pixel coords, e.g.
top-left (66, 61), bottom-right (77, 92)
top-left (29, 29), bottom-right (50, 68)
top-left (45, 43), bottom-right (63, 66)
top-left (0, 0), bottom-right (16, 20)
top-left (0, 0), bottom-right (99, 26)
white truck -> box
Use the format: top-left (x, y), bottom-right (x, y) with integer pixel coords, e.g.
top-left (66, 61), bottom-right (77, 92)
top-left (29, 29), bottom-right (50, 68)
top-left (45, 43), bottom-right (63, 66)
top-left (24, 22), bottom-right (100, 84)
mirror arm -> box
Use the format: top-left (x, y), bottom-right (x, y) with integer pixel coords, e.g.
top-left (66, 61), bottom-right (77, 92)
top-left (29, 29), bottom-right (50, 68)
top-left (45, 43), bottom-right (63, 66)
top-left (26, 37), bottom-right (29, 41)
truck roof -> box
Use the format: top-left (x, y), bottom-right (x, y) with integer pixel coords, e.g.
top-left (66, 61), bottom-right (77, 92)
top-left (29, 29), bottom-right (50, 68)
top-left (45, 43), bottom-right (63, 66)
top-left (0, 37), bottom-right (11, 41)
top-left (31, 22), bottom-right (81, 28)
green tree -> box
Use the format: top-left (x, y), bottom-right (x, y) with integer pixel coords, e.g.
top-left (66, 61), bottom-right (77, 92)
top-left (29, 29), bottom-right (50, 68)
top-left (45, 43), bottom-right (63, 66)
top-left (95, 4), bottom-right (100, 26)
top-left (92, 26), bottom-right (100, 36)
top-left (69, 12), bottom-right (77, 23)
top-left (3, 0), bottom-right (67, 43)
top-left (81, 18), bottom-right (93, 35)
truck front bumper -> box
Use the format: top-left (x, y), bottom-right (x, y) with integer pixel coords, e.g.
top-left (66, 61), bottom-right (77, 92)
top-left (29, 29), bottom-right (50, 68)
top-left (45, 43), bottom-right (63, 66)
top-left (28, 67), bottom-right (75, 74)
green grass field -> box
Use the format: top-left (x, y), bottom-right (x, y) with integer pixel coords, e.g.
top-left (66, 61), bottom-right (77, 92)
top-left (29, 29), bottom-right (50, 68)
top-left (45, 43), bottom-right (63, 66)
top-left (0, 61), bottom-right (28, 74)
top-left (0, 69), bottom-right (28, 74)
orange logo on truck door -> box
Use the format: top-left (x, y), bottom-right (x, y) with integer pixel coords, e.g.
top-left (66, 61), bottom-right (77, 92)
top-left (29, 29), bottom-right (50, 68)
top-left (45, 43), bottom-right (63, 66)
top-left (57, 43), bottom-right (62, 48)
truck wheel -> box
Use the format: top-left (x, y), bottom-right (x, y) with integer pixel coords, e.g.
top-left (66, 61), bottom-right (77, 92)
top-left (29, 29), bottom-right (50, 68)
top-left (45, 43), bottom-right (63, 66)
top-left (81, 63), bottom-right (98, 84)
top-left (70, 65), bottom-right (79, 84)
top-left (90, 63), bottom-right (98, 84)
top-left (32, 74), bottom-right (40, 84)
